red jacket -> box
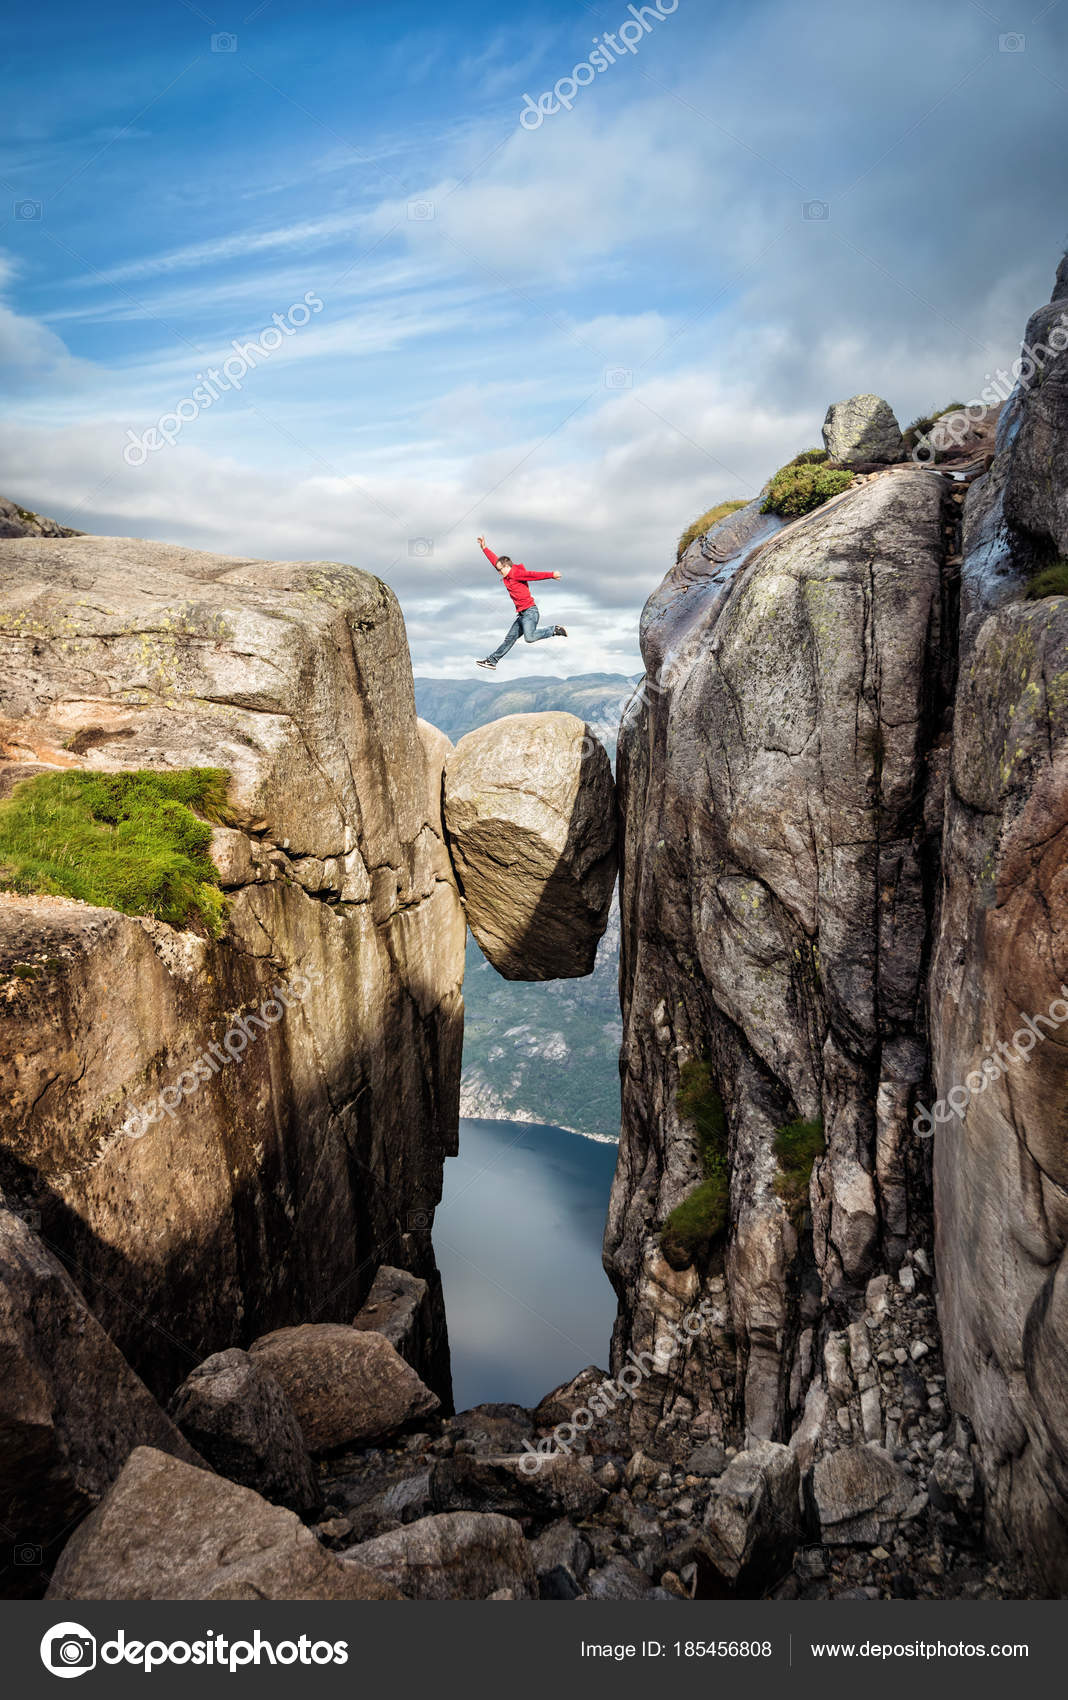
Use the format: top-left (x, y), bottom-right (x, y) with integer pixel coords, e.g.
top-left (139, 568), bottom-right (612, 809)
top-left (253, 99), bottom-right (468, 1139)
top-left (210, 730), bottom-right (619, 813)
top-left (482, 544), bottom-right (555, 614)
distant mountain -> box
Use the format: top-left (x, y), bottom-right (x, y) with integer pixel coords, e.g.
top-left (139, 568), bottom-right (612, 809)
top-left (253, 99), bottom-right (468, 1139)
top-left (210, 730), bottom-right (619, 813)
top-left (414, 673), bottom-right (640, 758)
top-left (417, 674), bottom-right (628, 1142)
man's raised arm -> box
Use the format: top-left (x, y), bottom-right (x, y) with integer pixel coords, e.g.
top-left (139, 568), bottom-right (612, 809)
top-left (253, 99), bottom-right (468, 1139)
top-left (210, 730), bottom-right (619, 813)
top-left (477, 535), bottom-right (499, 567)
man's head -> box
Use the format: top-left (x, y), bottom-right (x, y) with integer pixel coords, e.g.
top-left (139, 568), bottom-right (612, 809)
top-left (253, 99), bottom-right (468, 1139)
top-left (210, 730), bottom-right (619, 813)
top-left (495, 554), bottom-right (513, 575)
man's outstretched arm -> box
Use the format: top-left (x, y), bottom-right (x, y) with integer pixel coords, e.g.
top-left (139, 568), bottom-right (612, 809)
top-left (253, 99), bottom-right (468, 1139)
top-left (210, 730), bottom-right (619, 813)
top-left (477, 534), bottom-right (499, 567)
top-left (521, 570), bottom-right (561, 581)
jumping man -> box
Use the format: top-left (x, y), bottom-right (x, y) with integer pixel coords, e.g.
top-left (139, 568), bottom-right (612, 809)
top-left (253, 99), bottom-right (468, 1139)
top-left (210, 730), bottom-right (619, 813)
top-left (475, 535), bottom-right (567, 670)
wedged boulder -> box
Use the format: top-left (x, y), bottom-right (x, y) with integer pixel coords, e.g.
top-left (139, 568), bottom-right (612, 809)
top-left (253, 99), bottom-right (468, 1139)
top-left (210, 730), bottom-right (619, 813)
top-left (352, 1265), bottom-right (433, 1372)
top-left (167, 1348), bottom-right (319, 1515)
top-left (822, 393), bottom-right (905, 463)
top-left (248, 1323), bottom-right (439, 1453)
top-left (702, 1440), bottom-right (800, 1588)
top-left (809, 1445), bottom-right (916, 1545)
top-left (46, 1447), bottom-right (400, 1600)
top-left (344, 1511), bottom-right (537, 1600)
top-left (443, 711), bottom-right (617, 980)
top-left (0, 1206), bottom-right (200, 1593)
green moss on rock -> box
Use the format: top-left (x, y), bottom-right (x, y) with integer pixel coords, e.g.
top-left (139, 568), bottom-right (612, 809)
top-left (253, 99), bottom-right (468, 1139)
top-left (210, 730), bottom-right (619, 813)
top-left (677, 499), bottom-right (748, 560)
top-left (662, 1059), bottom-right (730, 1263)
top-left (1024, 560), bottom-right (1068, 600)
top-left (761, 457), bottom-right (854, 518)
top-left (0, 768), bottom-right (231, 934)
top-left (773, 1117), bottom-right (825, 1216)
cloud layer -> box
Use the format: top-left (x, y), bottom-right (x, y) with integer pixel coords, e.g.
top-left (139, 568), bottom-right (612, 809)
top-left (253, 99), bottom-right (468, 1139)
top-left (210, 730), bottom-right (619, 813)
top-left (3, 0), bottom-right (1067, 675)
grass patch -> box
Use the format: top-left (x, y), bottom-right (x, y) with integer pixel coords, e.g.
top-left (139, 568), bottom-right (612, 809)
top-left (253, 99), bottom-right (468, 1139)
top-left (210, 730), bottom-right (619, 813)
top-left (662, 1059), bottom-right (729, 1264)
top-left (1024, 560), bottom-right (1068, 600)
top-left (0, 768), bottom-right (231, 935)
top-left (761, 455), bottom-right (854, 518)
top-left (677, 499), bottom-right (748, 560)
top-left (772, 1117), bottom-right (825, 1217)
top-left (902, 402), bottom-right (967, 454)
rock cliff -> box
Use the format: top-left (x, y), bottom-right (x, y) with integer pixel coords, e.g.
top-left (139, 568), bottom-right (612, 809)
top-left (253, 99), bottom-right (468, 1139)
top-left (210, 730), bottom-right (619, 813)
top-left (0, 534), bottom-right (466, 1579)
top-left (607, 257), bottom-right (1068, 1594)
top-left (931, 258), bottom-right (1068, 1591)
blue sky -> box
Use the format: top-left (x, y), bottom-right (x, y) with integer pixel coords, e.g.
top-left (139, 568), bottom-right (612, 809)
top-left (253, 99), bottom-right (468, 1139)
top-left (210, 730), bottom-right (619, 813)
top-left (3, 0), bottom-right (1067, 675)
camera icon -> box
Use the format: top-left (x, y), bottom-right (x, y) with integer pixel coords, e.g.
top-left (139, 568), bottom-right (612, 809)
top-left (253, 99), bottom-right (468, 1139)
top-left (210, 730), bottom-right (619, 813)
top-left (14, 1543), bottom-right (42, 1565)
top-left (14, 200), bottom-right (42, 221)
top-left (407, 1209), bottom-right (431, 1231)
top-left (408, 537), bottom-right (434, 558)
top-left (408, 199), bottom-right (435, 221)
top-left (40, 1623), bottom-right (97, 1678)
top-left (802, 200), bottom-right (829, 221)
top-left (604, 367), bottom-right (633, 390)
top-left (211, 32), bottom-right (238, 52)
top-left (999, 32), bottom-right (1025, 51)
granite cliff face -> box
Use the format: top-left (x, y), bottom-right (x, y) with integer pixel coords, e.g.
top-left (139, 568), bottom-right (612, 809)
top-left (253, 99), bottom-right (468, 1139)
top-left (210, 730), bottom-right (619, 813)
top-left (0, 535), bottom-right (467, 1579)
top-left (930, 258), bottom-right (1068, 1591)
top-left (0, 529), bottom-right (623, 1599)
top-left (607, 258), bottom-right (1068, 1593)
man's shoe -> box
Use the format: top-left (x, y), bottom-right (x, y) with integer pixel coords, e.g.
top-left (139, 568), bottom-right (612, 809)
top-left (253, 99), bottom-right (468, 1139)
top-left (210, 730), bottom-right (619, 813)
top-left (554, 626), bottom-right (568, 637)
top-left (477, 658), bottom-right (497, 670)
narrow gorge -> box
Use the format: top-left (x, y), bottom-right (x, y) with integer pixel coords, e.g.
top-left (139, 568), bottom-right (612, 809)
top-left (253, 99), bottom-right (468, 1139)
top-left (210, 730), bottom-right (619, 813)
top-left (1, 255), bottom-right (1067, 1602)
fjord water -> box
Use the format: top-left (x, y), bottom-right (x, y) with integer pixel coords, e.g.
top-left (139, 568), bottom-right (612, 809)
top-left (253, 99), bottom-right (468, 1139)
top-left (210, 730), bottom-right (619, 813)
top-left (435, 1117), bottom-right (619, 1412)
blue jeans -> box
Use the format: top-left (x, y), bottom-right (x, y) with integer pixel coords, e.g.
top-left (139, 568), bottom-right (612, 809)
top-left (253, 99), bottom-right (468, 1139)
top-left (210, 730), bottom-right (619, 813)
top-left (488, 604), bottom-right (556, 662)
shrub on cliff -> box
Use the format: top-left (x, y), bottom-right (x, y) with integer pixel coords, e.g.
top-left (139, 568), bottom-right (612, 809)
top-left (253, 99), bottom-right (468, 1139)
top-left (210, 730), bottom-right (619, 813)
top-left (760, 456), bottom-right (853, 518)
top-left (0, 768), bottom-right (230, 934)
top-left (676, 499), bottom-right (748, 560)
top-left (772, 1117), bottom-right (825, 1217)
top-left (662, 1060), bottom-right (729, 1264)
top-left (1024, 560), bottom-right (1068, 599)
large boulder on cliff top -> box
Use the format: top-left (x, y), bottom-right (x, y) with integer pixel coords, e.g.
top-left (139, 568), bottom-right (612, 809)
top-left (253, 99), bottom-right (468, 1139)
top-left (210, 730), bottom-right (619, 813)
top-left (344, 1510), bottom-right (537, 1600)
top-left (167, 1347), bottom-right (319, 1515)
top-left (443, 711), bottom-right (617, 980)
top-left (822, 393), bottom-right (905, 463)
top-left (46, 1447), bottom-right (400, 1600)
top-left (0, 1205), bottom-right (201, 1595)
top-left (248, 1322), bottom-right (439, 1452)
